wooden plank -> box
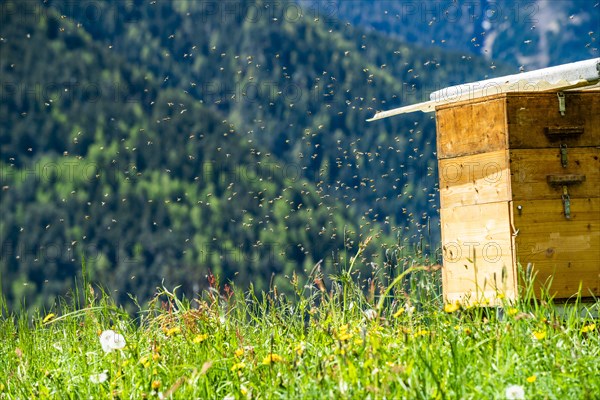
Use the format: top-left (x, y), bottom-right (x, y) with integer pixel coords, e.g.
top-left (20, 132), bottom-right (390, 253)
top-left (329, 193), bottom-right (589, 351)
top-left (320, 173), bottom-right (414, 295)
top-left (438, 150), bottom-right (511, 209)
top-left (521, 267), bottom-right (600, 299)
top-left (435, 90), bottom-right (600, 304)
top-left (435, 92), bottom-right (507, 111)
top-left (512, 199), bottom-right (600, 298)
top-left (440, 202), bottom-right (517, 305)
top-left (510, 148), bottom-right (600, 200)
top-left (445, 289), bottom-right (511, 306)
top-left (506, 91), bottom-right (600, 148)
top-left (513, 198), bottom-right (600, 223)
top-left (436, 97), bottom-right (508, 159)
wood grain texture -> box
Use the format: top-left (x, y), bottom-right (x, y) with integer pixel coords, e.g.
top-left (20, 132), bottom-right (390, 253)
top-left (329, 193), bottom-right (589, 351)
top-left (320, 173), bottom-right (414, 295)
top-left (436, 97), bottom-right (507, 159)
top-left (440, 202), bottom-right (517, 305)
top-left (436, 90), bottom-right (600, 303)
top-left (438, 150), bottom-right (511, 209)
top-left (435, 91), bottom-right (600, 155)
top-left (513, 199), bottom-right (600, 298)
top-left (510, 148), bottom-right (600, 200)
top-left (506, 91), bottom-right (600, 148)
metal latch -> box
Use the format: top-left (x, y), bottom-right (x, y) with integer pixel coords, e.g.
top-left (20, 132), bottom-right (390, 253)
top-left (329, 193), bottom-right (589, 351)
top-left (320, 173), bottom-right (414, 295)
top-left (547, 175), bottom-right (586, 220)
top-left (557, 92), bottom-right (566, 116)
top-left (561, 186), bottom-right (571, 219)
top-left (560, 144), bottom-right (568, 168)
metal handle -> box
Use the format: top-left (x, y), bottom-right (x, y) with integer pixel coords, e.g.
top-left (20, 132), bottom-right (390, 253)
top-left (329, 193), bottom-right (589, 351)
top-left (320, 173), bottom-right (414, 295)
top-left (544, 126), bottom-right (585, 138)
top-left (557, 92), bottom-right (566, 116)
top-left (561, 186), bottom-right (571, 219)
top-left (560, 144), bottom-right (568, 168)
top-left (547, 174), bottom-right (586, 185)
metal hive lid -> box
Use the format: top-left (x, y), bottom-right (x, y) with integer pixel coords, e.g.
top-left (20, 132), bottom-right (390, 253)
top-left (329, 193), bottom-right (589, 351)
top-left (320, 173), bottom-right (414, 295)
top-left (367, 58), bottom-right (600, 122)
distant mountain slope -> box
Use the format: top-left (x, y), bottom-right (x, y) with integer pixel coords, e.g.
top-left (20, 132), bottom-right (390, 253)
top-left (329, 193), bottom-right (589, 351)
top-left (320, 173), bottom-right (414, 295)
top-left (1, 0), bottom-right (517, 311)
top-left (43, 0), bottom-right (512, 240)
top-left (322, 0), bottom-right (598, 69)
top-left (0, 1), bottom-right (388, 310)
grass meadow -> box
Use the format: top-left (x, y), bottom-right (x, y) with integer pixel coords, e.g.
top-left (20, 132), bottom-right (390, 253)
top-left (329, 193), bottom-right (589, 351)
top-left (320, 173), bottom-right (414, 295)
top-left (1, 248), bottom-right (598, 399)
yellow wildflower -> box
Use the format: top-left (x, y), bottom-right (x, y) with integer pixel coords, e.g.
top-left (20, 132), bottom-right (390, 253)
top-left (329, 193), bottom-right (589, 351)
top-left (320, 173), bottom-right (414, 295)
top-left (507, 307), bottom-right (519, 316)
top-left (193, 334), bottom-right (209, 344)
top-left (262, 353), bottom-right (283, 365)
top-left (234, 348), bottom-right (244, 357)
top-left (294, 343), bottom-right (305, 356)
top-left (532, 330), bottom-right (546, 340)
top-left (336, 324), bottom-right (353, 341)
top-left (152, 352), bottom-right (160, 361)
top-left (527, 375), bottom-right (537, 383)
top-left (444, 302), bottom-right (460, 313)
top-left (139, 356), bottom-right (151, 368)
top-left (42, 313), bottom-right (56, 324)
top-left (164, 326), bottom-right (181, 337)
top-left (581, 323), bottom-right (596, 333)
top-left (414, 329), bottom-right (429, 337)
top-left (392, 307), bottom-right (405, 318)
top-left (151, 380), bottom-right (161, 390)
top-left (230, 362), bottom-right (245, 372)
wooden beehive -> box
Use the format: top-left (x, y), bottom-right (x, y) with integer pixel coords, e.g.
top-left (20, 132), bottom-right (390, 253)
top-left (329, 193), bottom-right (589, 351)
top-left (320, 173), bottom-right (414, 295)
top-left (436, 90), bottom-right (600, 305)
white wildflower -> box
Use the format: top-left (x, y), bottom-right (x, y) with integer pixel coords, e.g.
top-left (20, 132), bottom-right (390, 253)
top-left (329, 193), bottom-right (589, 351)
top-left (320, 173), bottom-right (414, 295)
top-left (339, 380), bottom-right (348, 394)
top-left (89, 370), bottom-right (108, 384)
top-left (363, 309), bottom-right (377, 321)
top-left (99, 330), bottom-right (126, 353)
top-left (505, 384), bottom-right (525, 400)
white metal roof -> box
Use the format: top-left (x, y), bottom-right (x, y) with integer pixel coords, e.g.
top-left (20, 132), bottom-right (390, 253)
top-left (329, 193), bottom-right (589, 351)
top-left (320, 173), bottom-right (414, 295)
top-left (367, 58), bottom-right (600, 122)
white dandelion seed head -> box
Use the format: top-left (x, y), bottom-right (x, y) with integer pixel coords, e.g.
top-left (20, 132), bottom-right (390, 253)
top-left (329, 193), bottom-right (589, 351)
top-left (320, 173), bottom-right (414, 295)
top-left (505, 384), bottom-right (525, 400)
top-left (363, 309), bottom-right (377, 321)
top-left (99, 330), bottom-right (126, 353)
top-left (339, 380), bottom-right (348, 394)
top-left (89, 370), bottom-right (108, 384)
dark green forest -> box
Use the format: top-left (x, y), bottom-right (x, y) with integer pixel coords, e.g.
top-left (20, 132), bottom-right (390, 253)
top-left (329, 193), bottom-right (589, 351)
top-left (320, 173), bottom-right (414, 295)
top-left (0, 0), bottom-right (513, 311)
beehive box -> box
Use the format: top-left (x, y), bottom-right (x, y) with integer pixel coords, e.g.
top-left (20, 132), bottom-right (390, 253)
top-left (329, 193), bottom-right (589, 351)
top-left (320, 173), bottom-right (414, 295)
top-left (436, 90), bottom-right (600, 305)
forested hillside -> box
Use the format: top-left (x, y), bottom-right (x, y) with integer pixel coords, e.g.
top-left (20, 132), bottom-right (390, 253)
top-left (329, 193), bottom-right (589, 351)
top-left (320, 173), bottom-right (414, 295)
top-left (44, 0), bottom-right (514, 234)
top-left (327, 0), bottom-right (598, 69)
top-left (1, 0), bottom-right (511, 311)
top-left (1, 1), bottom-right (388, 310)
